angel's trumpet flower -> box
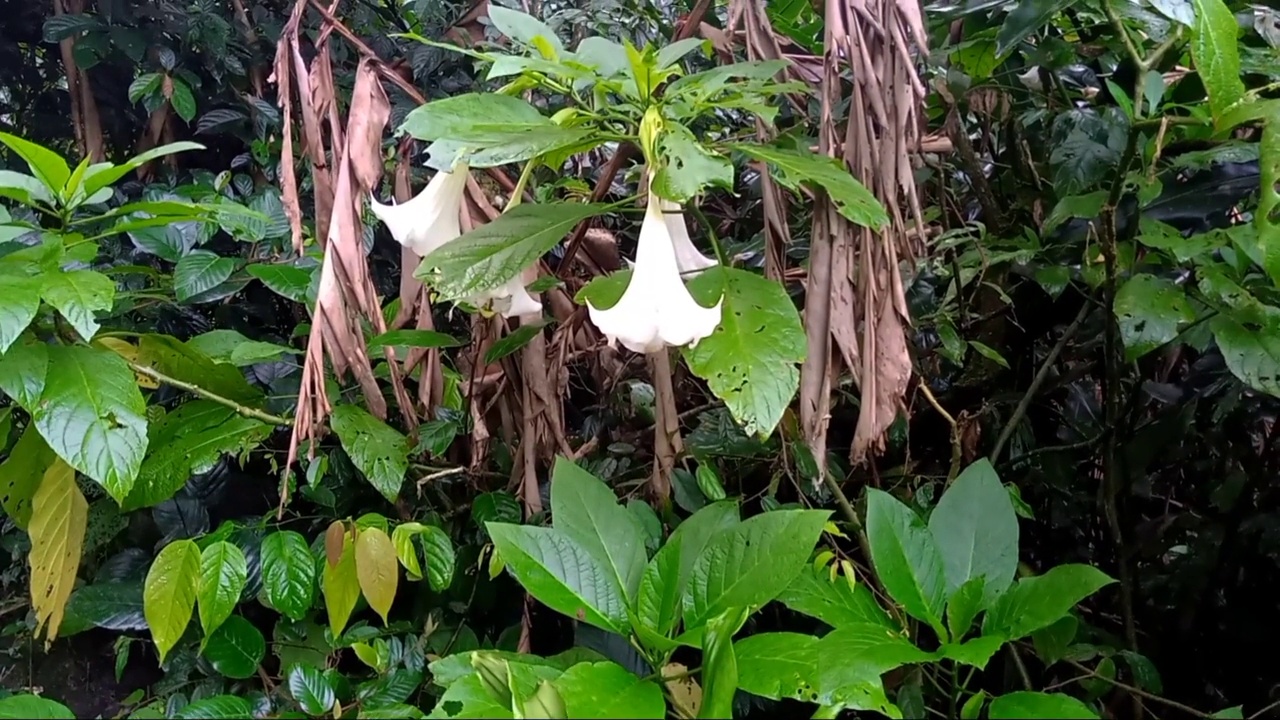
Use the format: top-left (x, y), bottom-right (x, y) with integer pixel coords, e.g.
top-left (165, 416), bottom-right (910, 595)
top-left (661, 198), bottom-right (717, 274)
top-left (371, 162), bottom-right (541, 318)
top-left (587, 178), bottom-right (722, 353)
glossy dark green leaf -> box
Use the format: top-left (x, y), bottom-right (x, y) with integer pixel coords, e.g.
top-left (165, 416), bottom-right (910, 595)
top-left (261, 531), bottom-right (317, 621)
top-left (331, 404), bottom-right (410, 503)
top-left (289, 663), bottom-right (337, 716)
top-left (203, 615), bottom-right (265, 679)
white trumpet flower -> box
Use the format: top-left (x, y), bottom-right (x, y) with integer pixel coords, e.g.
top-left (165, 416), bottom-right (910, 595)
top-left (370, 162), bottom-right (542, 318)
top-left (587, 181), bottom-right (723, 353)
top-left (660, 198), bottom-right (717, 275)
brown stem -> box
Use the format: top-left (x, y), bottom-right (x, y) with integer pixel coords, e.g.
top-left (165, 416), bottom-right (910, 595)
top-left (229, 0), bottom-right (267, 96)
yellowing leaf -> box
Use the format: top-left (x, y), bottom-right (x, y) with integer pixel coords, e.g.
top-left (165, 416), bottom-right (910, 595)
top-left (28, 458), bottom-right (87, 645)
top-left (662, 662), bottom-right (703, 718)
top-left (354, 527), bottom-right (398, 625)
top-left (94, 337), bottom-right (160, 389)
top-left (144, 538), bottom-right (201, 663)
top-left (323, 533), bottom-right (360, 637)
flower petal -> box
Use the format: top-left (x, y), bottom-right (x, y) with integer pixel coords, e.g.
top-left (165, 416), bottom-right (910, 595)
top-left (369, 163), bottom-right (469, 257)
top-left (660, 198), bottom-right (717, 275)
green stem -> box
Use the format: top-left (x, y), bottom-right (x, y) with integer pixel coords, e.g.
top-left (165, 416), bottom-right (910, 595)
top-left (685, 204), bottom-right (727, 266)
top-left (128, 361), bottom-right (292, 426)
top-left (505, 160), bottom-right (538, 211)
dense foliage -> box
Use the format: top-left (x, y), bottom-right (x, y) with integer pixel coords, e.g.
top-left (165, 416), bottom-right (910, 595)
top-left (0, 0), bottom-right (1278, 718)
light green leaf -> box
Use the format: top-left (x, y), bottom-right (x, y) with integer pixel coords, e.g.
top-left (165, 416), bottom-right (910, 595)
top-left (684, 266), bottom-right (806, 438)
top-left (174, 250), bottom-right (235, 302)
top-left (550, 457), bottom-right (647, 601)
top-left (202, 614), bottom-right (265, 679)
top-left (400, 93), bottom-right (591, 168)
top-left (700, 607), bottom-right (748, 719)
top-left (416, 202), bottom-right (608, 303)
top-left (939, 635), bottom-right (1004, 670)
top-left (169, 79), bottom-right (197, 122)
top-left (982, 564), bottom-right (1115, 640)
top-left (637, 500), bottom-right (739, 638)
top-left (0, 273), bottom-right (43, 353)
top-left (174, 695), bottom-right (254, 719)
top-left (323, 531), bottom-right (360, 637)
top-left (988, 691), bottom-right (1098, 719)
top-left (426, 674), bottom-right (513, 719)
top-left (331, 404), bottom-right (409, 503)
top-left (1190, 0), bottom-right (1246, 122)
top-left (735, 631), bottom-right (821, 701)
top-left (356, 526), bottom-right (399, 625)
top-left (945, 576), bottom-right (986, 641)
top-left (0, 694), bottom-right (74, 718)
top-left (682, 508), bottom-right (830, 631)
top-left (138, 333), bottom-right (262, 403)
top-left (40, 269), bottom-right (115, 341)
top-left (261, 531), bottom-right (316, 621)
top-left (197, 541), bottom-right (247, 637)
top-left (865, 489), bottom-right (946, 633)
top-left (392, 522), bottom-right (456, 591)
top-left (1031, 615), bottom-right (1078, 667)
top-left (487, 5), bottom-right (564, 56)
top-left (368, 329), bottom-right (462, 352)
top-left (817, 623), bottom-right (936, 697)
top-left (927, 459), bottom-right (1019, 606)
top-left (484, 321), bottom-right (549, 365)
top-left (731, 144), bottom-right (889, 229)
top-left (34, 345), bottom-right (147, 503)
top-left (776, 563), bottom-right (894, 631)
top-left (0, 131), bottom-right (70, 195)
top-left (1114, 275), bottom-right (1194, 361)
top-left (486, 523), bottom-right (627, 633)
top-left (1211, 314), bottom-right (1280, 396)
top-left (0, 337), bottom-right (49, 409)
top-left (144, 538), bottom-right (201, 663)
top-left (77, 142), bottom-right (203, 201)
top-left (552, 661), bottom-right (666, 719)
top-left (653, 123), bottom-right (734, 202)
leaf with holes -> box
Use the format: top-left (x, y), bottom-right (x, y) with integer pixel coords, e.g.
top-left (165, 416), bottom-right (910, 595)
top-left (28, 459), bottom-right (87, 643)
top-left (34, 345), bottom-right (147, 503)
top-left (0, 423), bottom-right (56, 530)
top-left (144, 538), bottom-right (200, 662)
top-left (174, 250), bottom-right (235, 302)
top-left (683, 267), bottom-right (806, 438)
top-left (1212, 313), bottom-right (1280, 397)
top-left (653, 123), bottom-right (734, 202)
top-left (40, 269), bottom-right (115, 342)
top-left (261, 531), bottom-right (316, 621)
top-left (331, 404), bottom-right (409, 503)
top-left (1114, 275), bottom-right (1194, 361)
top-left (356, 527), bottom-right (399, 625)
top-left (197, 541), bottom-right (247, 637)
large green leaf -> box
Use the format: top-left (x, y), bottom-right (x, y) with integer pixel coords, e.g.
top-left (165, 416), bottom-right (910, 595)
top-left (0, 131), bottom-right (70, 195)
top-left (865, 489), bottom-right (946, 634)
top-left (0, 694), bottom-right (75, 719)
top-left (261, 531), bottom-right (317, 621)
top-left (202, 614), bottom-right (265, 679)
top-left (683, 267), bottom-right (806, 438)
top-left (1114, 275), bottom-right (1194, 361)
top-left (401, 93), bottom-right (592, 167)
top-left (988, 692), bottom-right (1098, 719)
top-left (653, 123), bottom-right (734, 202)
top-left (289, 663), bottom-right (337, 716)
top-left (699, 607), bottom-right (748, 719)
top-left (1190, 0), bottom-right (1246, 122)
top-left (78, 141), bottom-right (204, 200)
top-left (734, 631), bottom-right (821, 701)
top-left (816, 622), bottom-right (937, 699)
top-left (776, 563), bottom-right (895, 630)
top-left (488, 5), bottom-right (565, 56)
top-left (34, 345), bottom-right (148, 503)
top-left (247, 263), bottom-right (313, 302)
top-left (551, 661), bottom-right (666, 719)
top-left (416, 202), bottom-right (607, 302)
top-left (681, 508), bottom-right (830, 631)
top-left (927, 460), bottom-right (1019, 607)
top-left (356, 526), bottom-right (399, 625)
top-left (994, 0), bottom-right (1073, 58)
top-left (137, 333), bottom-right (262, 403)
top-left (174, 250), bottom-right (236, 302)
top-left (197, 540), bottom-right (248, 637)
top-left (174, 695), bottom-right (254, 720)
top-left (426, 673), bottom-right (514, 719)
top-left (322, 531), bottom-right (360, 637)
top-left (486, 523), bottom-right (627, 633)
top-left (982, 564), bottom-right (1115, 640)
top-left (1211, 314), bottom-right (1280, 397)
top-left (0, 273), bottom-right (43, 353)
top-left (144, 538), bottom-right (201, 663)
top-left (0, 338), bottom-right (49, 409)
top-left (549, 457), bottom-right (647, 601)
top-left (636, 500), bottom-right (739, 638)
top-left (40, 269), bottom-right (115, 341)
top-left (331, 404), bottom-right (410, 503)
top-left (730, 144), bottom-right (888, 229)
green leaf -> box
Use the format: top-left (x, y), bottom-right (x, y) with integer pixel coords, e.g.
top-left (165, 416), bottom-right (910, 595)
top-left (289, 663), bottom-right (337, 716)
top-left (1031, 615), bottom-right (1077, 667)
top-left (427, 673), bottom-right (514, 719)
top-left (927, 459), bottom-right (1019, 606)
top-left (485, 321), bottom-right (549, 365)
top-left (945, 576), bottom-right (986, 641)
top-left (637, 500), bottom-right (739, 638)
top-left (323, 531), bottom-right (360, 637)
top-left (197, 541), bottom-right (247, 637)
top-left (331, 404), bottom-right (410, 503)
top-left (0, 695), bottom-right (74, 718)
top-left (735, 631), bottom-right (821, 701)
top-left (138, 334), bottom-right (262, 403)
top-left (1114, 275), bottom-right (1194, 361)
top-left (866, 489), bottom-right (947, 633)
top-left (995, 0), bottom-right (1073, 58)
top-left (488, 5), bottom-right (565, 56)
top-left (356, 526), bottom-right (399, 625)
top-left (367, 329), bottom-right (462, 352)
top-left (169, 79), bottom-right (197, 122)
top-left (1211, 314), bottom-right (1280, 396)
top-left (682, 508), bottom-right (830, 631)
top-left (683, 267), bottom-right (806, 438)
top-left (0, 273), bottom-right (43, 353)
top-left (417, 202), bottom-right (607, 302)
top-left (550, 457), bottom-right (647, 600)
top-left (393, 522), bottom-right (456, 591)
top-left (700, 607), bottom-right (748, 719)
top-left (79, 142), bottom-right (204, 200)
top-left (817, 623), bottom-right (935, 702)
top-left (552, 661), bottom-right (666, 719)
top-left (0, 132), bottom-right (70, 195)
top-left (174, 695), bottom-right (254, 720)
top-left (939, 635), bottom-right (1004, 670)
top-left (730, 144), bottom-right (889, 229)
top-left (247, 263), bottom-right (313, 302)
top-left (144, 538), bottom-right (201, 663)
top-left (400, 93), bottom-right (591, 167)
top-left (34, 345), bottom-right (147, 503)
top-left (1190, 0), bottom-right (1246, 122)
top-left (1042, 192), bottom-right (1106, 238)
top-left (39, 269), bottom-right (115, 341)
top-left (0, 424), bottom-right (56, 529)
top-left (0, 338), bottom-right (48, 410)
top-left (983, 564), bottom-right (1115, 640)
top-left (988, 691), bottom-right (1098, 719)
top-left (654, 124), bottom-right (734, 202)
top-left (776, 563), bottom-right (895, 631)
top-left (174, 250), bottom-right (236, 302)
top-left (202, 614), bottom-right (265, 679)
top-left (261, 531), bottom-right (317, 621)
top-left (486, 523), bottom-right (627, 633)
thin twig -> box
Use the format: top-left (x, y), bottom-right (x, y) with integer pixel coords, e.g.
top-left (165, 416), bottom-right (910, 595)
top-left (918, 382), bottom-right (962, 482)
top-left (129, 362), bottom-right (292, 426)
top-left (1064, 659), bottom-right (1212, 719)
